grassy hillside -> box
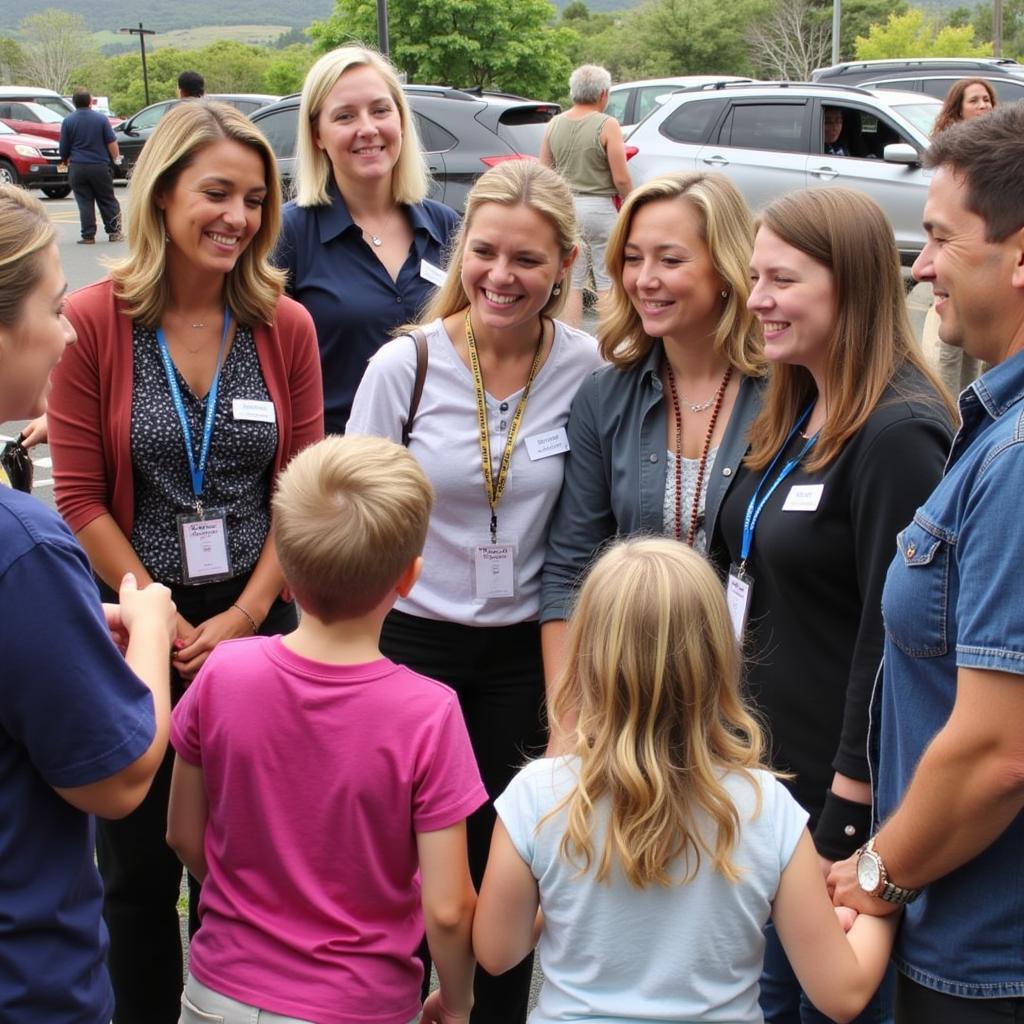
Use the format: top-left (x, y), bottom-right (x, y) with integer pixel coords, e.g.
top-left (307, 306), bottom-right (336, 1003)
top-left (91, 25), bottom-right (294, 51)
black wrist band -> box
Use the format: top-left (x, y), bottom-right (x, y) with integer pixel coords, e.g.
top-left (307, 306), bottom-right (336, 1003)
top-left (813, 790), bottom-right (872, 861)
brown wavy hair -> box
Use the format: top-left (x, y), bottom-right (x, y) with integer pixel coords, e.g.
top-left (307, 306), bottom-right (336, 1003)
top-left (933, 78), bottom-right (997, 135)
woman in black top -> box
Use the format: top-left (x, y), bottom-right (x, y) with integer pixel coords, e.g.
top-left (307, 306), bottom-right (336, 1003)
top-left (714, 188), bottom-right (954, 1024)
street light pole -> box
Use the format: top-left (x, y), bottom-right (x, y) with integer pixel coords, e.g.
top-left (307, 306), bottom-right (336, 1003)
top-left (832, 0), bottom-right (842, 65)
top-left (376, 0), bottom-right (390, 56)
top-left (119, 22), bottom-right (156, 107)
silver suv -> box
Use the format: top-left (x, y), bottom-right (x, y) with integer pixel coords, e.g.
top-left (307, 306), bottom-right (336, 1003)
top-left (626, 82), bottom-right (941, 265)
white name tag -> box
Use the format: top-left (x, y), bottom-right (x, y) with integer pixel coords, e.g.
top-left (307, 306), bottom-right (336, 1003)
top-left (726, 565), bottom-right (753, 642)
top-left (474, 543), bottom-right (515, 599)
top-left (232, 399), bottom-right (276, 423)
top-left (782, 483), bottom-right (823, 512)
top-left (420, 259), bottom-right (446, 287)
top-left (525, 427), bottom-right (570, 461)
top-left (180, 516), bottom-right (231, 581)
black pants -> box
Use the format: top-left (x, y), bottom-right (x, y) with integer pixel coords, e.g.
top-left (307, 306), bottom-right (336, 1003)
top-left (897, 975), bottom-right (1024, 1022)
top-left (68, 161), bottom-right (120, 239)
top-left (96, 573), bottom-right (297, 1024)
top-left (380, 610), bottom-right (546, 1024)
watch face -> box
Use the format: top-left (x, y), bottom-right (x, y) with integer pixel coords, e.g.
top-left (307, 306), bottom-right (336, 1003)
top-left (857, 852), bottom-right (881, 892)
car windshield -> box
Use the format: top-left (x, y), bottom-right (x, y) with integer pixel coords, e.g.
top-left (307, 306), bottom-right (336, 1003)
top-left (22, 102), bottom-right (64, 123)
top-left (889, 100), bottom-right (941, 137)
top-left (0, 122), bottom-right (15, 136)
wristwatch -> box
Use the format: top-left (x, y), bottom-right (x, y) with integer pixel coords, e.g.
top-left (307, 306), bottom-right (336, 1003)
top-left (856, 837), bottom-right (921, 905)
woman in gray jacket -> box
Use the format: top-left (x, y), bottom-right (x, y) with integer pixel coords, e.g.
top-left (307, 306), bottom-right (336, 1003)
top-left (540, 172), bottom-right (764, 717)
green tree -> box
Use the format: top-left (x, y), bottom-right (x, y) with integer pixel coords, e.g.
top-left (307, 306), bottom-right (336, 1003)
top-left (0, 36), bottom-right (24, 81)
top-left (190, 41), bottom-right (273, 93)
top-left (836, 0), bottom-right (909, 58)
top-left (971, 0), bottom-right (1024, 58)
top-left (854, 8), bottom-right (992, 58)
top-left (263, 44), bottom-right (315, 94)
top-left (18, 9), bottom-right (100, 93)
top-left (308, 0), bottom-right (576, 99)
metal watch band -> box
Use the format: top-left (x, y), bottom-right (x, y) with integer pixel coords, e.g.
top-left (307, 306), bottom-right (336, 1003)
top-left (879, 879), bottom-right (921, 905)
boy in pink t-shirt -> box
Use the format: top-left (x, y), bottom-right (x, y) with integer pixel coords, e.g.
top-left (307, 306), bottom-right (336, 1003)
top-left (168, 436), bottom-right (487, 1024)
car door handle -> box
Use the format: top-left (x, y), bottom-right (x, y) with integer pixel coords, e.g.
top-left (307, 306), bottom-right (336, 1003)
top-left (809, 165), bottom-right (839, 180)
top-left (702, 155), bottom-right (729, 166)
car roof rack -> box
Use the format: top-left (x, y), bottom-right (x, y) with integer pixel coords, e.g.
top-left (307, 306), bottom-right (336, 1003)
top-left (672, 79), bottom-right (882, 98)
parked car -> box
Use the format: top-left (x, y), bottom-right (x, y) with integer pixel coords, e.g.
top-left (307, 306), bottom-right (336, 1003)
top-left (625, 80), bottom-right (941, 265)
top-left (810, 57), bottom-right (1024, 88)
top-left (0, 85), bottom-right (73, 117)
top-left (0, 100), bottom-right (64, 141)
top-left (867, 74), bottom-right (1024, 104)
top-left (114, 94), bottom-right (280, 175)
top-left (607, 76), bottom-right (752, 131)
top-left (0, 119), bottom-right (69, 196)
top-left (249, 86), bottom-right (560, 211)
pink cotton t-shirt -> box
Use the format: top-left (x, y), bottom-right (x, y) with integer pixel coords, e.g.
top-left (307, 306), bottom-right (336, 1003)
top-left (170, 636), bottom-right (487, 1024)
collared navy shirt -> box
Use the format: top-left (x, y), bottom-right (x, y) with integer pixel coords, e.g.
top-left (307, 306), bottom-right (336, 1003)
top-left (275, 184), bottom-right (458, 434)
top-left (59, 107), bottom-right (115, 165)
top-left (877, 349), bottom-right (1024, 997)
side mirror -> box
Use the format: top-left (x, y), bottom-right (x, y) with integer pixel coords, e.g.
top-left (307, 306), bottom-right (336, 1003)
top-left (883, 143), bottom-right (920, 166)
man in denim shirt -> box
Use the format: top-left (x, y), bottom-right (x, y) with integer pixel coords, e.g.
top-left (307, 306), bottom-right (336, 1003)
top-left (829, 103), bottom-right (1024, 1021)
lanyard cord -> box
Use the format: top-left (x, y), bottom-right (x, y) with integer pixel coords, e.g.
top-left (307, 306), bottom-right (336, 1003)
top-left (465, 310), bottom-right (545, 543)
top-left (739, 402), bottom-right (818, 566)
top-left (155, 308), bottom-right (232, 515)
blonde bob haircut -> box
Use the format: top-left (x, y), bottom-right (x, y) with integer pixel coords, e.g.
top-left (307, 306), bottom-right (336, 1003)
top-left (549, 538), bottom-right (770, 888)
top-left (294, 46), bottom-right (428, 208)
top-left (600, 172), bottom-right (763, 375)
top-left (415, 160), bottom-right (577, 326)
top-left (110, 100), bottom-right (285, 328)
top-left (745, 188), bottom-right (954, 473)
top-left (0, 184), bottom-right (55, 327)
top-left (272, 434), bottom-right (433, 623)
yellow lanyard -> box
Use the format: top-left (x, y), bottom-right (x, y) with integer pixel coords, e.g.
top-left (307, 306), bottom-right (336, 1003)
top-left (466, 310), bottom-right (544, 543)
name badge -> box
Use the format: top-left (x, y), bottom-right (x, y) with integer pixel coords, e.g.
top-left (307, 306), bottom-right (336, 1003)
top-left (420, 259), bottom-right (446, 287)
top-left (525, 427), bottom-right (570, 461)
top-left (177, 509), bottom-right (232, 585)
top-left (726, 563), bottom-right (753, 642)
top-left (232, 399), bottom-right (276, 423)
top-left (782, 483), bottom-right (823, 512)
top-left (473, 543), bottom-right (515, 599)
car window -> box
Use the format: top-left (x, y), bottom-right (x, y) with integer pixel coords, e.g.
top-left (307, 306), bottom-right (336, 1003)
top-left (254, 107), bottom-right (298, 159)
top-left (658, 98), bottom-right (725, 144)
top-left (825, 105), bottom-right (918, 158)
top-left (413, 112), bottom-right (456, 153)
top-left (11, 103), bottom-right (35, 120)
top-left (636, 85), bottom-right (676, 123)
top-left (885, 102), bottom-right (939, 138)
top-left (987, 78), bottom-right (1024, 101)
top-left (32, 97), bottom-right (72, 116)
top-left (871, 78), bottom-right (923, 94)
top-left (496, 108), bottom-right (557, 155)
top-left (131, 103), bottom-right (172, 131)
top-left (24, 103), bottom-right (64, 123)
top-left (0, 105), bottom-right (11, 118)
top-left (605, 89), bottom-right (630, 123)
top-left (720, 103), bottom-right (806, 152)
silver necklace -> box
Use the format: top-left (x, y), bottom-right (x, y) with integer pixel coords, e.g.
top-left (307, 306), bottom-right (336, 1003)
top-left (676, 387), bottom-right (719, 414)
top-left (361, 208), bottom-right (398, 247)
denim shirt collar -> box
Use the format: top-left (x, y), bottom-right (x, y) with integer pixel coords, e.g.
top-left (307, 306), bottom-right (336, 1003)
top-left (317, 179), bottom-right (446, 254)
top-left (951, 349), bottom-right (1024, 465)
top-left (639, 340), bottom-right (665, 390)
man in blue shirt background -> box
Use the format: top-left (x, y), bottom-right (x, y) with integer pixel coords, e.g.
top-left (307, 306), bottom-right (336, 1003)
top-left (830, 101), bottom-right (1024, 1022)
top-left (59, 88), bottom-right (122, 245)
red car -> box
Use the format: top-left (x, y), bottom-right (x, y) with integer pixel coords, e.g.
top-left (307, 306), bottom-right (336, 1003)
top-left (0, 100), bottom-right (64, 141)
top-left (0, 120), bottom-right (70, 198)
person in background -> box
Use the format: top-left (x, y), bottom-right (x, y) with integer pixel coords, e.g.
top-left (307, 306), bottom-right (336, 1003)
top-left (713, 187), bottom-right (954, 1024)
top-left (177, 71), bottom-right (205, 99)
top-left (349, 159), bottom-right (601, 1024)
top-left (168, 435), bottom-right (485, 1024)
top-left (0, 182), bottom-right (176, 1024)
top-left (540, 63), bottom-right (632, 327)
top-left (822, 107), bottom-right (849, 156)
top-left (829, 100), bottom-right (1024, 1024)
top-left (276, 45), bottom-right (459, 435)
top-left (48, 100), bottom-right (323, 1024)
top-left (920, 78), bottom-right (997, 399)
top-left (540, 171), bottom-right (764, 699)
top-left (59, 87), bottom-right (122, 245)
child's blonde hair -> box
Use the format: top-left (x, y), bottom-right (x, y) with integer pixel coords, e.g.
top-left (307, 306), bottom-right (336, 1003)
top-left (550, 538), bottom-right (769, 888)
top-left (272, 436), bottom-right (433, 622)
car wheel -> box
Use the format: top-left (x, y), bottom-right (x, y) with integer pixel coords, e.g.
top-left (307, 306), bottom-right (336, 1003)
top-left (0, 160), bottom-right (20, 187)
top-left (42, 185), bottom-right (71, 199)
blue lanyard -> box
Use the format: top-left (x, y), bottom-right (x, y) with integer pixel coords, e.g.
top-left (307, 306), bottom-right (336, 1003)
top-left (155, 308), bottom-right (231, 507)
top-left (740, 403), bottom-right (818, 564)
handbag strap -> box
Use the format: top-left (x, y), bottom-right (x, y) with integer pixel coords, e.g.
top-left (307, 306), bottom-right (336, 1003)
top-left (401, 328), bottom-right (429, 447)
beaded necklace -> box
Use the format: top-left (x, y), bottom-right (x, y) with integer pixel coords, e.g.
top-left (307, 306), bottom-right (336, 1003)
top-left (665, 362), bottom-right (733, 547)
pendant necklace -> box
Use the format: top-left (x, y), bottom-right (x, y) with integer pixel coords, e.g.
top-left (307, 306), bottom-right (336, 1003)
top-left (665, 362), bottom-right (734, 547)
top-left (362, 207), bottom-right (398, 247)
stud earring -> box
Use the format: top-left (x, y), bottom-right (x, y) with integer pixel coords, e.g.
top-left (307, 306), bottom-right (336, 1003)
top-left (721, 289), bottom-right (729, 299)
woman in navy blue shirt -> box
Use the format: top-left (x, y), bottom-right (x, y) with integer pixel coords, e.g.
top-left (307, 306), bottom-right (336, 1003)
top-left (276, 46), bottom-right (459, 434)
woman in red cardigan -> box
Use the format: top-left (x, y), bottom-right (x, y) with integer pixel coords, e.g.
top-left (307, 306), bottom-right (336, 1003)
top-left (48, 100), bottom-right (323, 1024)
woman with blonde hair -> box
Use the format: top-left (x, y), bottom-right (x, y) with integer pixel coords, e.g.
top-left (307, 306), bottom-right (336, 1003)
top-left (713, 187), bottom-right (953, 1024)
top-left (277, 45), bottom-right (459, 434)
top-left (475, 538), bottom-right (898, 1023)
top-left (540, 171), bottom-right (764, 693)
top-left (349, 159), bottom-right (601, 1024)
top-left (48, 99), bottom-right (323, 1024)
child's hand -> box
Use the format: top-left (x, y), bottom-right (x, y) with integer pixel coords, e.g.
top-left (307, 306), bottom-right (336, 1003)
top-left (421, 989), bottom-right (471, 1024)
top-left (834, 905), bottom-right (858, 933)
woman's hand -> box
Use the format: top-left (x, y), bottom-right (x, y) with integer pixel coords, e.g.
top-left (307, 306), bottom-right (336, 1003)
top-left (19, 415), bottom-right (47, 448)
top-left (172, 606), bottom-right (253, 681)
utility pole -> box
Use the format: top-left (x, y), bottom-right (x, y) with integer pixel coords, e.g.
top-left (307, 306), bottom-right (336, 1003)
top-left (993, 0), bottom-right (1003, 56)
top-left (832, 0), bottom-right (842, 65)
top-left (119, 22), bottom-right (156, 107)
top-left (376, 0), bottom-right (390, 56)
